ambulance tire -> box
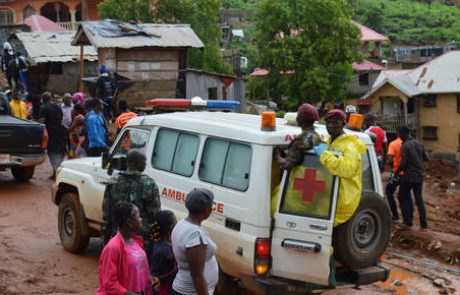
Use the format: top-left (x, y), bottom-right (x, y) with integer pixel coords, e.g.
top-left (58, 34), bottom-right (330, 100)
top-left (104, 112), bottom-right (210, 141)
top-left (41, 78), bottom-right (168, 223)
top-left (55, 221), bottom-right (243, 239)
top-left (332, 192), bottom-right (391, 269)
top-left (58, 193), bottom-right (90, 253)
top-left (218, 271), bottom-right (244, 295)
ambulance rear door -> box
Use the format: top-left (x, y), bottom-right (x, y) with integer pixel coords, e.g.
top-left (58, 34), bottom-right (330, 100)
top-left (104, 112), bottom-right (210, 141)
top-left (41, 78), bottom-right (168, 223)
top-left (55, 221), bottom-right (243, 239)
top-left (271, 152), bottom-right (339, 286)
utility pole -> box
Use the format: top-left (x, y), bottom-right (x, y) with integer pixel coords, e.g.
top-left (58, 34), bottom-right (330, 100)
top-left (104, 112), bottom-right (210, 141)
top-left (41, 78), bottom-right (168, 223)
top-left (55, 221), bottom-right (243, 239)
top-left (81, 0), bottom-right (88, 21)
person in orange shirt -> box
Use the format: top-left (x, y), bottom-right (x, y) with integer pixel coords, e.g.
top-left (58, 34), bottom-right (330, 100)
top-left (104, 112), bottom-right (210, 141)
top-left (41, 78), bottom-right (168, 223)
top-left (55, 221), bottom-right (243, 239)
top-left (386, 136), bottom-right (403, 221)
top-left (9, 90), bottom-right (27, 119)
top-left (115, 100), bottom-right (137, 133)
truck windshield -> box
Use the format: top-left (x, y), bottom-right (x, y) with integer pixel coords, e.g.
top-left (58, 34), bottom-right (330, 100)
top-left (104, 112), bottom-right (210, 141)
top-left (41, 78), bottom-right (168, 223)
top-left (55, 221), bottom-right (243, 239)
top-left (280, 153), bottom-right (335, 220)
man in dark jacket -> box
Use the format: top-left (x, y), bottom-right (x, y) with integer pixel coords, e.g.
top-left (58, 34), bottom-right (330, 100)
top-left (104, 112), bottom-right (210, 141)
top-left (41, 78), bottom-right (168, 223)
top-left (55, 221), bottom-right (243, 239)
top-left (395, 125), bottom-right (429, 230)
top-left (39, 92), bottom-right (67, 179)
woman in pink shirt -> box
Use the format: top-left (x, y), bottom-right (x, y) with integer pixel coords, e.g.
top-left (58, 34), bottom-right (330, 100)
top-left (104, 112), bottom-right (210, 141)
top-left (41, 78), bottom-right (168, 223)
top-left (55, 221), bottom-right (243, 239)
top-left (97, 202), bottom-right (158, 295)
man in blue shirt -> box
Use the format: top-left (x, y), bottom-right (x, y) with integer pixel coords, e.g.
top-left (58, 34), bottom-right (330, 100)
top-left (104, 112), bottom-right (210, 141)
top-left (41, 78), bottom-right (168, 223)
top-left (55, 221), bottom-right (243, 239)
top-left (85, 98), bottom-right (109, 157)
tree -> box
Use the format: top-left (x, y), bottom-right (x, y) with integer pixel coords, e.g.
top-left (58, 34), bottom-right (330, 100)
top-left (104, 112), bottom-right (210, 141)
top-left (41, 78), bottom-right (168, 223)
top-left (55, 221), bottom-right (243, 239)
top-left (254, 0), bottom-right (361, 108)
top-left (98, 0), bottom-right (152, 23)
top-left (98, 0), bottom-right (231, 74)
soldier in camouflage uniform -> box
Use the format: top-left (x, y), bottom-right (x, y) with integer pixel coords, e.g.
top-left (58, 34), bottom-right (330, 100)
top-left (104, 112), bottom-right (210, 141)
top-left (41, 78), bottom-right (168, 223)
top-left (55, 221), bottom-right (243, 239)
top-left (277, 103), bottom-right (321, 170)
top-left (102, 149), bottom-right (161, 256)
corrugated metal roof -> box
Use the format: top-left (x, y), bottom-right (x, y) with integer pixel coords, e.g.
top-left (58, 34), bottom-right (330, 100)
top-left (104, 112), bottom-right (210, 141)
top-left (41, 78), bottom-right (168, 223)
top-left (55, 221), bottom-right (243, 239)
top-left (352, 59), bottom-right (386, 71)
top-left (15, 31), bottom-right (98, 64)
top-left (352, 21), bottom-right (388, 42)
top-left (73, 20), bottom-right (204, 49)
top-left (363, 51), bottom-right (460, 98)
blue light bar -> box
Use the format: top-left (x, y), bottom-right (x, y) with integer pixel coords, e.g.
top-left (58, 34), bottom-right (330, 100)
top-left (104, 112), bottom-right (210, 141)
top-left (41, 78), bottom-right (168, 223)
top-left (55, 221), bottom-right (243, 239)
top-left (206, 100), bottom-right (240, 109)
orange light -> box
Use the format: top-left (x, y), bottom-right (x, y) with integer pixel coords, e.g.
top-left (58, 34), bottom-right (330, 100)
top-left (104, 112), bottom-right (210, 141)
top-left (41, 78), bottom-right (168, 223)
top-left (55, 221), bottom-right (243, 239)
top-left (348, 113), bottom-right (363, 130)
top-left (255, 263), bottom-right (269, 276)
top-left (261, 111), bottom-right (276, 131)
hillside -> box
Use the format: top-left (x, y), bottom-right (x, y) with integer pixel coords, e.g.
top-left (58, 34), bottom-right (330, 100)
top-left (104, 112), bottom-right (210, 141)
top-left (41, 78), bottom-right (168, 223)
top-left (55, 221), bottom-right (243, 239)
top-left (349, 0), bottom-right (460, 44)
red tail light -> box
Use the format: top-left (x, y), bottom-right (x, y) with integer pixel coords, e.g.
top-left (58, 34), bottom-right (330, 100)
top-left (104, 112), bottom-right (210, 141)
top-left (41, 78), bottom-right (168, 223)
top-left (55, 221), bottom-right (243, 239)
top-left (254, 238), bottom-right (271, 276)
top-left (42, 129), bottom-right (48, 149)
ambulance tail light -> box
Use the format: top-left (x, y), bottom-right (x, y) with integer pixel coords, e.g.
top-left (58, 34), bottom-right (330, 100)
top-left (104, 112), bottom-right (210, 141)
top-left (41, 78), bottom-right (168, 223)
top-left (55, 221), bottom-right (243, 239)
top-left (41, 128), bottom-right (48, 149)
top-left (254, 238), bottom-right (271, 276)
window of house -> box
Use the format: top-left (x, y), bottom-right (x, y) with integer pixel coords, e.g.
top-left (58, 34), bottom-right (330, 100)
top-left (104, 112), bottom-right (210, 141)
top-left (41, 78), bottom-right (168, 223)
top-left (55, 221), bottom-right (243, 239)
top-left (152, 129), bottom-right (199, 177)
top-left (423, 126), bottom-right (438, 140)
top-left (359, 73), bottom-right (369, 86)
top-left (457, 95), bottom-right (460, 113)
top-left (423, 94), bottom-right (437, 107)
top-left (49, 63), bottom-right (63, 75)
top-left (0, 8), bottom-right (14, 25)
top-left (199, 138), bottom-right (251, 191)
top-left (208, 87), bottom-right (218, 100)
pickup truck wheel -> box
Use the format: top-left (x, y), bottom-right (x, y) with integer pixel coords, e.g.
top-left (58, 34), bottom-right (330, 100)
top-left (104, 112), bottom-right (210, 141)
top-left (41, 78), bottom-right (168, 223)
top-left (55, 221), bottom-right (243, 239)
top-left (332, 192), bottom-right (391, 269)
top-left (11, 166), bottom-right (35, 181)
top-left (58, 193), bottom-right (89, 253)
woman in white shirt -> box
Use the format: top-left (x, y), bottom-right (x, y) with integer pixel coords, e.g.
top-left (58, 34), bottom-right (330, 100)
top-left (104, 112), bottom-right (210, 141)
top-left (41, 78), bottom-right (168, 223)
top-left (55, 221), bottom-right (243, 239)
top-left (171, 188), bottom-right (218, 295)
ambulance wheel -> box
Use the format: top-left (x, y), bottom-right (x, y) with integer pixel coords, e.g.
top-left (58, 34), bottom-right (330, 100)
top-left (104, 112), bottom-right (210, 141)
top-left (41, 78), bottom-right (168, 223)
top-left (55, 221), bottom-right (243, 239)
top-left (217, 271), bottom-right (243, 295)
top-left (11, 166), bottom-right (35, 181)
top-left (332, 191), bottom-right (391, 269)
top-left (58, 193), bottom-right (89, 253)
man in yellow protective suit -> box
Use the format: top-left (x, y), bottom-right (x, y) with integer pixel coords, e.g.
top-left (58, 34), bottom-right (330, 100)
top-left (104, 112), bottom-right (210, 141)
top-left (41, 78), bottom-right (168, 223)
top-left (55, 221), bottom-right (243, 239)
top-left (313, 109), bottom-right (366, 226)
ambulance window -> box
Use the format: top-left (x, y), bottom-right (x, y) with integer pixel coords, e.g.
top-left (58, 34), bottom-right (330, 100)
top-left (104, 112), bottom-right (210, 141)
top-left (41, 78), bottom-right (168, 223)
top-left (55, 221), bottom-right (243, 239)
top-left (199, 138), bottom-right (251, 191)
top-left (223, 143), bottom-right (251, 190)
top-left (152, 129), bottom-right (199, 177)
top-left (280, 154), bottom-right (335, 219)
top-left (112, 128), bottom-right (150, 157)
top-left (362, 151), bottom-right (374, 191)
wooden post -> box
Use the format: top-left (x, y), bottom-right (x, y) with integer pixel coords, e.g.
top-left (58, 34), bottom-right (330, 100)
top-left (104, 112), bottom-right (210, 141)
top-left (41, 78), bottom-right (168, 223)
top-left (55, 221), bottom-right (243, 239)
top-left (81, 0), bottom-right (88, 21)
top-left (79, 45), bottom-right (84, 92)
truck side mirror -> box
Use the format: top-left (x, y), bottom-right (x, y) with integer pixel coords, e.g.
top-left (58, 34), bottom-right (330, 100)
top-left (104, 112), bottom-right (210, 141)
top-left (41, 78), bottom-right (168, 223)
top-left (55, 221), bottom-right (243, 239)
top-left (102, 152), bottom-right (110, 169)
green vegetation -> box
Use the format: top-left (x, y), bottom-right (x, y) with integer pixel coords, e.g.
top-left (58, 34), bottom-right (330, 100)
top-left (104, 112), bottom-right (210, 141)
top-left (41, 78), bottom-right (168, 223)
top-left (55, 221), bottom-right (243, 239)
top-left (253, 0), bottom-right (361, 108)
top-left (349, 0), bottom-right (460, 43)
top-left (98, 0), bottom-right (231, 74)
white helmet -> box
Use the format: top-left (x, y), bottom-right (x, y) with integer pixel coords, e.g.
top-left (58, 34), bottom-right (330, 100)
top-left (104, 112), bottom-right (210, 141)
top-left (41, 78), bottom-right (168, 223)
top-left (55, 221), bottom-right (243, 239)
top-left (3, 41), bottom-right (11, 50)
top-left (345, 105), bottom-right (357, 114)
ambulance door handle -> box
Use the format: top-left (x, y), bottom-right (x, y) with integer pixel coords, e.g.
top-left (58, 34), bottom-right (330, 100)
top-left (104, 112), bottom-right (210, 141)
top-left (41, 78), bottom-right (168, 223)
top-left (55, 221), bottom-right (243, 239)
top-left (191, 160), bottom-right (195, 167)
top-left (310, 224), bottom-right (328, 231)
top-left (244, 173), bottom-right (249, 179)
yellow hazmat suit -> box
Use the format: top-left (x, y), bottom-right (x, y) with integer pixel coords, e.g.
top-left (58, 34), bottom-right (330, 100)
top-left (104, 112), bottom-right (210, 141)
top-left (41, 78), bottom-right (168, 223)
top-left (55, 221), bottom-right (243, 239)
top-left (319, 134), bottom-right (366, 226)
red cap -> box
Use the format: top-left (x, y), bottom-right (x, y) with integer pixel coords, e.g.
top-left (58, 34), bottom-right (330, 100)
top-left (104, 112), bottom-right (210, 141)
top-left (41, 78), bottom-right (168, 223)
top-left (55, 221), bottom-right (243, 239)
top-left (297, 103), bottom-right (319, 121)
top-left (324, 109), bottom-right (346, 121)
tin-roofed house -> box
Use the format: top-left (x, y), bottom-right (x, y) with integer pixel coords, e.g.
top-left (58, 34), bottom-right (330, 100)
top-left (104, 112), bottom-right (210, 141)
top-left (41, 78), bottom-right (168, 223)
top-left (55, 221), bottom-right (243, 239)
top-left (72, 20), bottom-right (204, 106)
top-left (9, 31), bottom-right (98, 94)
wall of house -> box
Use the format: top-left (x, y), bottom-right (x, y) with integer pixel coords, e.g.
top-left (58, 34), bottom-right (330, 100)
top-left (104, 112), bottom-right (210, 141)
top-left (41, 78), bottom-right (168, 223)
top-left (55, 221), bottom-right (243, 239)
top-left (347, 71), bottom-right (381, 98)
top-left (98, 48), bottom-right (180, 107)
top-left (45, 61), bottom-right (98, 94)
top-left (368, 83), bottom-right (409, 113)
top-left (418, 93), bottom-right (460, 159)
top-left (0, 0), bottom-right (100, 23)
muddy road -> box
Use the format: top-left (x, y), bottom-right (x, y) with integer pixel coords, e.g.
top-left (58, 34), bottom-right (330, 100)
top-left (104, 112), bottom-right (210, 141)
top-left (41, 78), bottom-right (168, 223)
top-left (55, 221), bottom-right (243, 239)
top-left (0, 160), bottom-right (459, 294)
top-left (0, 163), bottom-right (100, 294)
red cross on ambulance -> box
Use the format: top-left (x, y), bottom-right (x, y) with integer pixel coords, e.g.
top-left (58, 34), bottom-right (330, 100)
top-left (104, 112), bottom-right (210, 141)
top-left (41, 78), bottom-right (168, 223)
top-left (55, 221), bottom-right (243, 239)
top-left (293, 168), bottom-right (325, 203)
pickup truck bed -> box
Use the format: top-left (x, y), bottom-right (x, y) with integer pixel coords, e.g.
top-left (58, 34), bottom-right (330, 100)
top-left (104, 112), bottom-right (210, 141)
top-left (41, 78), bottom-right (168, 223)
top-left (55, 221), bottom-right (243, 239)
top-left (0, 115), bottom-right (47, 181)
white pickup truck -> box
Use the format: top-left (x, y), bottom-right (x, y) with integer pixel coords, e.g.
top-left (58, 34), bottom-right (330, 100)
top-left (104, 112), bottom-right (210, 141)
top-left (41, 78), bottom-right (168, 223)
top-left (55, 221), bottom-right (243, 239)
top-left (51, 112), bottom-right (391, 294)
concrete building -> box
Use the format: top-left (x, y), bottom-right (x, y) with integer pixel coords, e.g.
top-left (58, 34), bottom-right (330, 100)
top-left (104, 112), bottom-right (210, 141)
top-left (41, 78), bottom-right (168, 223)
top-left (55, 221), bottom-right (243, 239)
top-left (0, 0), bottom-right (102, 29)
top-left (362, 51), bottom-right (460, 159)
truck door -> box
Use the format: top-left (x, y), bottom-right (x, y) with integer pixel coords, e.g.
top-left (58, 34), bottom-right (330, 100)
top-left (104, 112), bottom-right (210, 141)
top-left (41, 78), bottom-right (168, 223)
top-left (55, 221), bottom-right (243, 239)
top-left (271, 152), bottom-right (339, 286)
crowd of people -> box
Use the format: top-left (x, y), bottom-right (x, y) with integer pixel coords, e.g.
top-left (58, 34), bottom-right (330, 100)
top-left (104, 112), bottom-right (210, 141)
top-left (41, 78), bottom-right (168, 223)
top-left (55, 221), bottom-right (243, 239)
top-left (98, 149), bottom-right (218, 295)
top-left (0, 83), bottom-right (138, 178)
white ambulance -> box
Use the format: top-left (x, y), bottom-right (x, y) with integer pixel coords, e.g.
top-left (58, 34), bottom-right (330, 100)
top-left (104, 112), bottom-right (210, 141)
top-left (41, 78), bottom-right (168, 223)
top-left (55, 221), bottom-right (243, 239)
top-left (52, 110), bottom-right (391, 294)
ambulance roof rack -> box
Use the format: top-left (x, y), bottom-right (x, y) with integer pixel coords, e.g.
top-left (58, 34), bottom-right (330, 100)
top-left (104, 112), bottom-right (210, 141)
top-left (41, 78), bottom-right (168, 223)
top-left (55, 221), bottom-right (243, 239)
top-left (136, 97), bottom-right (241, 114)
